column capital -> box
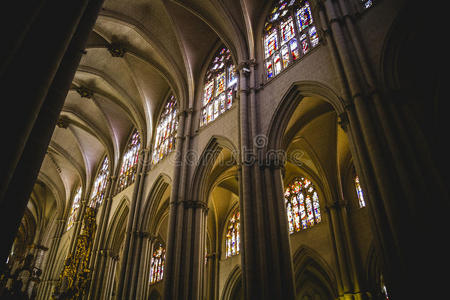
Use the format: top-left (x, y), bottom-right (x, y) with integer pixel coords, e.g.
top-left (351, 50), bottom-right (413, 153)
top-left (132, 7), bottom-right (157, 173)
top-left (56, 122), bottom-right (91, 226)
top-left (180, 200), bottom-right (209, 211)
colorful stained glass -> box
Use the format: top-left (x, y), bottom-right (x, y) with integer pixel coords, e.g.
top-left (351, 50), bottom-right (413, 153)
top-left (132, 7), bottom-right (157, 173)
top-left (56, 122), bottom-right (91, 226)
top-left (153, 95), bottom-right (177, 165)
top-left (284, 177), bottom-right (321, 234)
top-left (355, 176), bottom-right (366, 208)
top-left (296, 2), bottom-right (313, 31)
top-left (281, 46), bottom-right (290, 68)
top-left (290, 38), bottom-right (300, 60)
top-left (264, 0), bottom-right (319, 80)
top-left (215, 72), bottom-right (226, 96)
top-left (273, 53), bottom-right (282, 75)
top-left (226, 210), bottom-right (240, 258)
top-left (226, 90), bottom-right (233, 109)
top-left (200, 45), bottom-right (237, 127)
top-left (116, 129), bottom-right (141, 194)
top-left (213, 98), bottom-right (219, 119)
top-left (361, 0), bottom-right (373, 9)
top-left (67, 187), bottom-right (82, 231)
top-left (219, 93), bottom-right (226, 114)
top-left (300, 33), bottom-right (309, 54)
top-left (264, 29), bottom-right (278, 58)
top-left (309, 26), bottom-right (319, 47)
top-left (228, 65), bottom-right (237, 88)
top-left (201, 108), bottom-right (207, 126)
top-left (149, 243), bottom-right (165, 284)
top-left (89, 156), bottom-right (109, 208)
top-left (266, 60), bottom-right (274, 79)
top-left (280, 17), bottom-right (295, 45)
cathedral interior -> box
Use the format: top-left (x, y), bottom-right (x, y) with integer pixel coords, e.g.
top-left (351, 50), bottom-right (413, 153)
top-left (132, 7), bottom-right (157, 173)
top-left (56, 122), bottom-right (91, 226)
top-left (0, 0), bottom-right (447, 299)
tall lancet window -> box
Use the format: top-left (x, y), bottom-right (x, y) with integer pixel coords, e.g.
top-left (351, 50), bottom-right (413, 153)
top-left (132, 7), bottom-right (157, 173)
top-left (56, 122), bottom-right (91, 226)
top-left (355, 176), bottom-right (366, 208)
top-left (152, 95), bottom-right (178, 165)
top-left (263, 0), bottom-right (319, 80)
top-left (225, 210), bottom-right (240, 258)
top-left (149, 243), bottom-right (165, 284)
top-left (89, 156), bottom-right (109, 208)
top-left (67, 187), bottom-right (82, 231)
top-left (200, 46), bottom-right (237, 127)
top-left (284, 177), bottom-right (321, 234)
top-left (116, 129), bottom-right (141, 193)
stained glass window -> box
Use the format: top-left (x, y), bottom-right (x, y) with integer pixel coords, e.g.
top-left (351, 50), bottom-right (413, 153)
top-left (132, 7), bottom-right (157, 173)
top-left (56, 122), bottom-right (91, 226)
top-left (284, 177), bottom-right (321, 234)
top-left (200, 46), bottom-right (238, 127)
top-left (67, 187), bottom-right (82, 231)
top-left (152, 95), bottom-right (178, 165)
top-left (149, 243), bottom-right (165, 284)
top-left (380, 274), bottom-right (389, 299)
top-left (360, 0), bottom-right (373, 9)
top-left (116, 129), bottom-right (141, 193)
top-left (225, 210), bottom-right (240, 258)
top-left (263, 0), bottom-right (319, 80)
top-left (89, 156), bottom-right (109, 208)
top-left (355, 176), bottom-right (366, 208)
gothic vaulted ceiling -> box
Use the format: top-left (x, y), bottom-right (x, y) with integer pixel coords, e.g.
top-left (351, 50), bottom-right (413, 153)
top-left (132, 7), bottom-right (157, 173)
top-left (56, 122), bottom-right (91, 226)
top-left (32, 0), bottom-right (271, 233)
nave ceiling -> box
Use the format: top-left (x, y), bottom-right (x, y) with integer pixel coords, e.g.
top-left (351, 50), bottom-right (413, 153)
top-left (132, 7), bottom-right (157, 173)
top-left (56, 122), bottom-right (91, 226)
top-left (29, 0), bottom-right (271, 238)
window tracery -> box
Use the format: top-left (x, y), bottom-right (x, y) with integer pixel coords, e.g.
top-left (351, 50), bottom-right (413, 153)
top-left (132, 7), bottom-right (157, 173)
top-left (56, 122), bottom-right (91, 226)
top-left (116, 129), bottom-right (141, 193)
top-left (284, 177), bottom-right (321, 234)
top-left (67, 187), bottom-right (82, 231)
top-left (89, 156), bottom-right (109, 208)
top-left (149, 243), bottom-right (165, 284)
top-left (152, 95), bottom-right (178, 165)
top-left (263, 0), bottom-right (319, 80)
top-left (200, 46), bottom-right (237, 127)
top-left (225, 210), bottom-right (240, 258)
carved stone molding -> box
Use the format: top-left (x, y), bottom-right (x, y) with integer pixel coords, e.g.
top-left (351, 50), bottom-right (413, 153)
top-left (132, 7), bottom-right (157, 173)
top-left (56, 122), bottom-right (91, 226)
top-left (56, 117), bottom-right (69, 129)
top-left (75, 86), bottom-right (94, 99)
top-left (107, 43), bottom-right (126, 57)
top-left (337, 112), bottom-right (349, 131)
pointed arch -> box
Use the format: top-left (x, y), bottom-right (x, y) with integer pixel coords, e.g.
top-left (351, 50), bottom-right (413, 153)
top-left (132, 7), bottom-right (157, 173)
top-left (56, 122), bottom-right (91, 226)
top-left (199, 44), bottom-right (238, 127)
top-left (139, 173), bottom-right (172, 234)
top-left (106, 197), bottom-right (130, 255)
top-left (292, 245), bottom-right (338, 299)
top-left (88, 154), bottom-right (110, 208)
top-left (189, 135), bottom-right (238, 206)
top-left (220, 265), bottom-right (242, 300)
top-left (265, 81), bottom-right (345, 152)
top-left (151, 93), bottom-right (178, 165)
top-left (116, 128), bottom-right (141, 194)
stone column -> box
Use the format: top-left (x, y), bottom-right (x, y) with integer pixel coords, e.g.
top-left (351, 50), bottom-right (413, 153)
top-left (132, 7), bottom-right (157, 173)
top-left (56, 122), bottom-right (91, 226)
top-left (163, 105), bottom-right (191, 299)
top-left (117, 148), bottom-right (149, 299)
top-left (89, 175), bottom-right (118, 299)
top-left (0, 0), bottom-right (106, 266)
top-left (204, 251), bottom-right (218, 299)
top-left (319, 1), bottom-right (404, 298)
top-left (103, 253), bottom-right (119, 300)
top-left (36, 219), bottom-right (65, 299)
top-left (136, 234), bottom-right (154, 299)
top-left (237, 57), bottom-right (296, 299)
top-left (325, 199), bottom-right (365, 300)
